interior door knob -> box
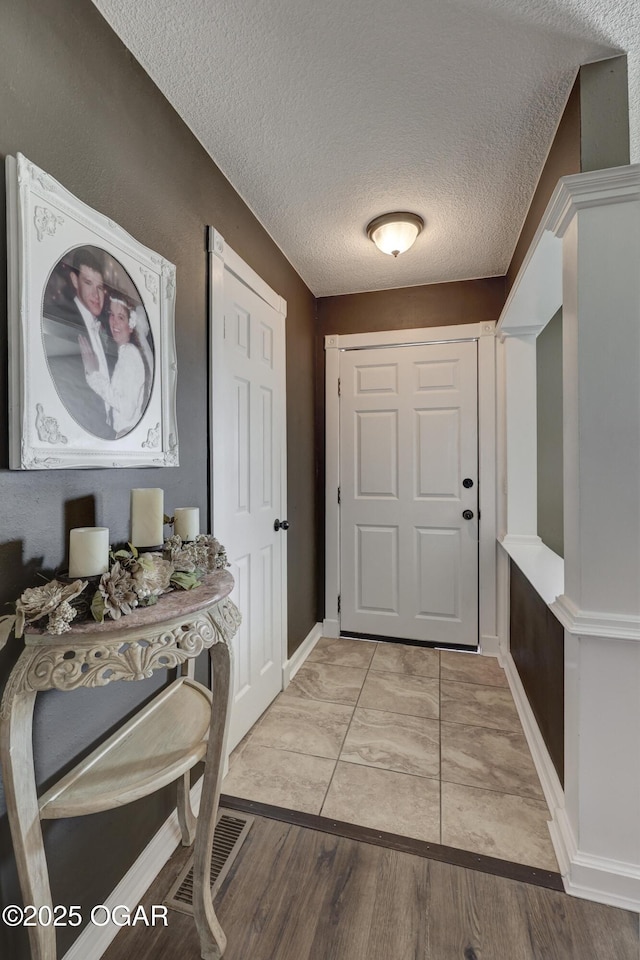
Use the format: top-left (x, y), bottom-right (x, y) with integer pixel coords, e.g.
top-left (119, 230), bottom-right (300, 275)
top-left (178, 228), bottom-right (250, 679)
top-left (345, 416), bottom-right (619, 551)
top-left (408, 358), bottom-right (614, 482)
top-left (462, 510), bottom-right (474, 520)
top-left (463, 478), bottom-right (474, 489)
top-left (274, 519), bottom-right (290, 531)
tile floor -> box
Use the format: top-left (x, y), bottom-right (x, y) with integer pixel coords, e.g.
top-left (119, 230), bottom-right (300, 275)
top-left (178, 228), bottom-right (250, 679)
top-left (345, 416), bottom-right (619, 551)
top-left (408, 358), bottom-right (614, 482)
top-left (222, 637), bottom-right (559, 872)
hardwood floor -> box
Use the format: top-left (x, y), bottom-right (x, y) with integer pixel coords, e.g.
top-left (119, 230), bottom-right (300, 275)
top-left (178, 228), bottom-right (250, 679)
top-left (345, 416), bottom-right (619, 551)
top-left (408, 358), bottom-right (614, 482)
top-left (102, 812), bottom-right (639, 960)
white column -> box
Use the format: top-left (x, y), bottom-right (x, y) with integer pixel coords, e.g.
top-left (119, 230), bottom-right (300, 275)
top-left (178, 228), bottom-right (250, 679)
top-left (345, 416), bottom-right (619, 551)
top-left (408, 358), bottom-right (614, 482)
top-left (559, 203), bottom-right (640, 619)
top-left (502, 333), bottom-right (540, 544)
top-left (549, 168), bottom-right (640, 910)
top-left (478, 326), bottom-right (498, 650)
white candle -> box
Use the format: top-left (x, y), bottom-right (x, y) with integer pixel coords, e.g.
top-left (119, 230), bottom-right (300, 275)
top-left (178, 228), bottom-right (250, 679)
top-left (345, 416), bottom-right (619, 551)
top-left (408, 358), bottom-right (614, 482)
top-left (69, 527), bottom-right (110, 578)
top-left (174, 507), bottom-right (200, 541)
top-left (131, 488), bottom-right (164, 548)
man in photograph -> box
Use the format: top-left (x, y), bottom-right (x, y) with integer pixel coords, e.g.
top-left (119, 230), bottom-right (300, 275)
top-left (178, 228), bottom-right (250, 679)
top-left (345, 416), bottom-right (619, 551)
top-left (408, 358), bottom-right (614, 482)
top-left (43, 248), bottom-right (117, 440)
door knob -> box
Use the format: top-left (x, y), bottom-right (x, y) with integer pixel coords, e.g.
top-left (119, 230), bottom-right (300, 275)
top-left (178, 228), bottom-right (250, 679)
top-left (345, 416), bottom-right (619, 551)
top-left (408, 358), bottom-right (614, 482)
top-left (463, 478), bottom-right (474, 489)
top-left (274, 519), bottom-right (290, 531)
top-left (462, 510), bottom-right (474, 520)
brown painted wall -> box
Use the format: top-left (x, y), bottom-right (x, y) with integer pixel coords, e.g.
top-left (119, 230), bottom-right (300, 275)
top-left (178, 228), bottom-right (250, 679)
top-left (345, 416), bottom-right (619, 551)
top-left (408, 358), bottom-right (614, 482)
top-left (506, 79), bottom-right (581, 291)
top-left (507, 57), bottom-right (630, 292)
top-left (315, 278), bottom-right (506, 619)
top-left (0, 1), bottom-right (315, 954)
top-left (510, 561), bottom-right (564, 784)
top-left (580, 56), bottom-right (630, 173)
top-left (319, 279), bottom-right (505, 335)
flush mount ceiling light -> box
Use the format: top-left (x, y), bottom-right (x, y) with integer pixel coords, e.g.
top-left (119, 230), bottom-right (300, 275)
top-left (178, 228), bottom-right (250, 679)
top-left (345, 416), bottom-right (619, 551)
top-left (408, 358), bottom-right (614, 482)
top-left (366, 212), bottom-right (424, 257)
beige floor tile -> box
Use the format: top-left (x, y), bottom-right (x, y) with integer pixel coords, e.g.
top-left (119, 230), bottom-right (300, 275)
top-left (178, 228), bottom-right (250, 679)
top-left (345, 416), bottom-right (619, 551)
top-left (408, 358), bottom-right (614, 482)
top-left (228, 725), bottom-right (253, 765)
top-left (441, 679), bottom-right (521, 731)
top-left (440, 650), bottom-right (509, 687)
top-left (441, 721), bottom-right (544, 799)
top-left (248, 697), bottom-right (353, 759)
top-left (222, 743), bottom-right (335, 814)
top-left (308, 636), bottom-right (377, 669)
top-left (340, 707), bottom-right (440, 778)
top-left (358, 671), bottom-right (439, 719)
top-left (321, 761), bottom-right (440, 842)
top-left (441, 781), bottom-right (558, 870)
top-left (285, 661), bottom-right (367, 704)
top-left (370, 642), bottom-right (440, 679)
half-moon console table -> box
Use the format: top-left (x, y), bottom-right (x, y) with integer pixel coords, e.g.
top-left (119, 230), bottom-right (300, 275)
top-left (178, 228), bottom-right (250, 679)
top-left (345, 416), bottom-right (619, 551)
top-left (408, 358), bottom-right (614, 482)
top-left (0, 570), bottom-right (240, 960)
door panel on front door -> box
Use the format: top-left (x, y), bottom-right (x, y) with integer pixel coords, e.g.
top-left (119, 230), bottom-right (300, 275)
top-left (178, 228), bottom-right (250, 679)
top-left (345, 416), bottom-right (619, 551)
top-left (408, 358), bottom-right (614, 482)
top-left (340, 341), bottom-right (478, 647)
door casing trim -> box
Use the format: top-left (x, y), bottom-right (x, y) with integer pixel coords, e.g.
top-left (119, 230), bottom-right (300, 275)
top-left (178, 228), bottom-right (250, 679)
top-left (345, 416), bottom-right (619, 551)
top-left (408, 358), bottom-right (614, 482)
top-left (208, 227), bottom-right (288, 687)
top-left (324, 321), bottom-right (497, 649)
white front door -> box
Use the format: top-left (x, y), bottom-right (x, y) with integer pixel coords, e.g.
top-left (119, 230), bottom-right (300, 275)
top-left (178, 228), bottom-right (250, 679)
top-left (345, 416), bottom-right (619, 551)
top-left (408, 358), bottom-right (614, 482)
top-left (339, 340), bottom-right (478, 647)
top-left (210, 235), bottom-right (287, 750)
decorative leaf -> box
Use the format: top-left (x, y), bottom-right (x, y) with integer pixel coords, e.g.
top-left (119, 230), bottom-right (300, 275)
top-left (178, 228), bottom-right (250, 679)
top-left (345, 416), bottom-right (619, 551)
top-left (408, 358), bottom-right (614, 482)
top-left (90, 590), bottom-right (105, 623)
top-left (112, 550), bottom-right (131, 560)
top-left (0, 615), bottom-right (16, 651)
top-left (163, 514), bottom-right (175, 525)
top-left (170, 571), bottom-right (202, 591)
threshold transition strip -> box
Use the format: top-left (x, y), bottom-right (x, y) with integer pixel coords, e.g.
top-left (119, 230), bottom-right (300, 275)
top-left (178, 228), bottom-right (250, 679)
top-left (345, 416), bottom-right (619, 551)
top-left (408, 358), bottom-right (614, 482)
top-left (220, 794), bottom-right (564, 892)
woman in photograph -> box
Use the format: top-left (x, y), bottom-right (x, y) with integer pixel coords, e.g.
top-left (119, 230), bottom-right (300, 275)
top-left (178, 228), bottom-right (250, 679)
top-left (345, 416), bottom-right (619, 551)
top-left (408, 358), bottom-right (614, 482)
top-left (79, 297), bottom-right (152, 437)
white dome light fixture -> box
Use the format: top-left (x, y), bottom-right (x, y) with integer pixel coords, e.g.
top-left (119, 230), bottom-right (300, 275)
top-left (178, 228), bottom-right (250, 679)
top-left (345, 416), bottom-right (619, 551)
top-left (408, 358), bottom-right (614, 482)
top-left (366, 212), bottom-right (424, 257)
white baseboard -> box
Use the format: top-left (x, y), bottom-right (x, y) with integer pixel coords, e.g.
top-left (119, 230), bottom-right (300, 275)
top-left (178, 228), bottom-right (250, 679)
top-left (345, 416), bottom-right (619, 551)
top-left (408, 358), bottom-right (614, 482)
top-left (503, 650), bottom-right (640, 912)
top-left (322, 618), bottom-right (339, 639)
top-left (479, 633), bottom-right (500, 658)
top-left (62, 779), bottom-right (203, 960)
top-left (561, 849), bottom-right (640, 913)
top-left (282, 622), bottom-right (322, 686)
top-left (502, 651), bottom-right (568, 865)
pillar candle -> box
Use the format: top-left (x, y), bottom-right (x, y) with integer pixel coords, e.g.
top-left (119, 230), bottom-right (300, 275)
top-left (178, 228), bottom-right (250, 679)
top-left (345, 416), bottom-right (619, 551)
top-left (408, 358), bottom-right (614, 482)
top-left (131, 488), bottom-right (164, 548)
top-left (68, 527), bottom-right (110, 578)
top-left (174, 507), bottom-right (200, 541)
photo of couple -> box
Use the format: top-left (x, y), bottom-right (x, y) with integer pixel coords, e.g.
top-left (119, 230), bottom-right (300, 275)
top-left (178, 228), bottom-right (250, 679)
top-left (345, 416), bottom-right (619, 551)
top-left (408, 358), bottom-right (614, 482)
top-left (42, 246), bottom-right (155, 441)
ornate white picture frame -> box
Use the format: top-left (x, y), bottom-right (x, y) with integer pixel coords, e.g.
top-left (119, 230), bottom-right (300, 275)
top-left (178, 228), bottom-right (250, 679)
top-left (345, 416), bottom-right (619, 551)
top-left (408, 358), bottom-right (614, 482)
top-left (6, 154), bottom-right (178, 469)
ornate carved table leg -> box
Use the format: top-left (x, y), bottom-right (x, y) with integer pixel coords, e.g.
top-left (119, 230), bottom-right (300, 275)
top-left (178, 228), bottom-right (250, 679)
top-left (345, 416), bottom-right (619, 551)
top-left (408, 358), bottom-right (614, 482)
top-left (0, 651), bottom-right (56, 960)
top-left (177, 771), bottom-right (197, 846)
top-left (177, 659), bottom-right (197, 845)
top-left (192, 604), bottom-right (237, 960)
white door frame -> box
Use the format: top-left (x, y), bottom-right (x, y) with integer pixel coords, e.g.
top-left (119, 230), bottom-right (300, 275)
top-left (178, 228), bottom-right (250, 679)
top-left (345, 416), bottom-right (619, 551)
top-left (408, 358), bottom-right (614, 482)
top-left (208, 227), bottom-right (288, 682)
top-left (324, 321), bottom-right (498, 653)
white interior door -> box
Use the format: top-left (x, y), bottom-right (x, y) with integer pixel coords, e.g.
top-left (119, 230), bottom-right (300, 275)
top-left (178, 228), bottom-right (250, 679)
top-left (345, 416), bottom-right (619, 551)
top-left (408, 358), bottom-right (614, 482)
top-left (339, 340), bottom-right (478, 647)
top-left (210, 236), bottom-right (287, 750)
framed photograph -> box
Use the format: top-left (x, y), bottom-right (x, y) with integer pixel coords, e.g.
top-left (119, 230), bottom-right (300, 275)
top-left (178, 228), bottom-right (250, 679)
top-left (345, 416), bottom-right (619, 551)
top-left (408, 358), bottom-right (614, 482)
top-left (6, 153), bottom-right (178, 469)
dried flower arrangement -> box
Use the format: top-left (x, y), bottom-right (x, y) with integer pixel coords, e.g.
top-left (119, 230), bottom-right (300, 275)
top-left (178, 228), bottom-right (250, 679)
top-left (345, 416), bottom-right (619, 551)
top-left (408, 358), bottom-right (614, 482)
top-left (13, 535), bottom-right (230, 638)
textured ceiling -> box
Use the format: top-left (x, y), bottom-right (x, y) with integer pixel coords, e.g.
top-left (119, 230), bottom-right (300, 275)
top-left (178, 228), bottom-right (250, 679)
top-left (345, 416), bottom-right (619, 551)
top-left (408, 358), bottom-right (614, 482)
top-left (92, 0), bottom-right (636, 297)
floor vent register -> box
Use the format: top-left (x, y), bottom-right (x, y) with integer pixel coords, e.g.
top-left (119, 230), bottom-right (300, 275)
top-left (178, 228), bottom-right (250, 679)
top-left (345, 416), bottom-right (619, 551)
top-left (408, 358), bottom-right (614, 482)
top-left (165, 809), bottom-right (254, 914)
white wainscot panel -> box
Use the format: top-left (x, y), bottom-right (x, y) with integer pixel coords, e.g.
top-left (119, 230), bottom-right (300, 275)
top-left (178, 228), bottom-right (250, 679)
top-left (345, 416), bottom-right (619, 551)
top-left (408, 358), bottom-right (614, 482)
top-left (260, 386), bottom-right (273, 508)
top-left (415, 359), bottom-right (459, 391)
top-left (231, 303), bottom-right (250, 357)
top-left (355, 363), bottom-right (398, 394)
top-left (259, 544), bottom-right (275, 673)
top-left (356, 525), bottom-right (399, 614)
top-left (260, 321), bottom-right (273, 367)
top-left (356, 410), bottom-right (398, 498)
top-left (416, 527), bottom-right (460, 619)
top-left (231, 553), bottom-right (251, 696)
top-left (234, 377), bottom-right (250, 514)
top-left (416, 408), bottom-right (460, 498)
